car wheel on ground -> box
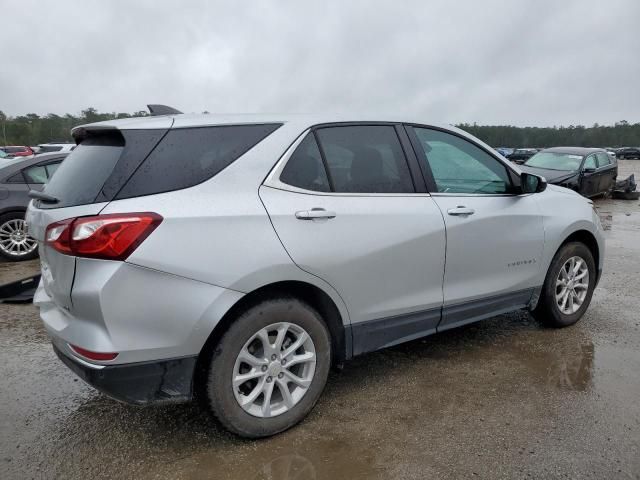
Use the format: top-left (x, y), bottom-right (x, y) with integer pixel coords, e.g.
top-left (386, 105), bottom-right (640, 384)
top-left (0, 212), bottom-right (39, 261)
top-left (204, 298), bottom-right (331, 438)
top-left (532, 242), bottom-right (596, 328)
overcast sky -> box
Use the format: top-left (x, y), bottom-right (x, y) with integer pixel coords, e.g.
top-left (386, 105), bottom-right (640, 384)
top-left (3, 0), bottom-right (639, 126)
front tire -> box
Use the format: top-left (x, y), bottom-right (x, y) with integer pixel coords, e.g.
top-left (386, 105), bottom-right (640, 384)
top-left (532, 242), bottom-right (596, 328)
top-left (0, 212), bottom-right (39, 261)
top-left (204, 298), bottom-right (331, 438)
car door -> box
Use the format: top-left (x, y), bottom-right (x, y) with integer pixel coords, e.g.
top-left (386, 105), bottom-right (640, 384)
top-left (595, 152), bottom-right (617, 194)
top-left (0, 170), bottom-right (31, 210)
top-left (406, 126), bottom-right (544, 331)
top-left (260, 124), bottom-right (446, 354)
top-left (580, 154), bottom-right (599, 196)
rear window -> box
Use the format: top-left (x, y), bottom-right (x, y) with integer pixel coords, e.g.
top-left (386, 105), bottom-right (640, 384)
top-left (116, 124), bottom-right (281, 199)
top-left (41, 133), bottom-right (125, 208)
top-left (39, 124), bottom-right (281, 208)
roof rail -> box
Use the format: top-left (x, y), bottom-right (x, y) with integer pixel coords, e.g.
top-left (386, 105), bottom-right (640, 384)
top-left (147, 104), bottom-right (183, 116)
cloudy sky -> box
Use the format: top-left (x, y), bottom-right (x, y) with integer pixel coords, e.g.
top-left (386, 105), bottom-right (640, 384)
top-left (3, 0), bottom-right (639, 126)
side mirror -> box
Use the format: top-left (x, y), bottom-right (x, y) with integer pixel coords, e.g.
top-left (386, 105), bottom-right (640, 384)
top-left (521, 172), bottom-right (547, 194)
top-left (583, 167), bottom-right (596, 174)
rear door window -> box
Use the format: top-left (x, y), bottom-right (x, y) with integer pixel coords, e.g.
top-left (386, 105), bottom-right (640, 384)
top-left (596, 152), bottom-right (611, 167)
top-left (313, 125), bottom-right (415, 193)
top-left (24, 165), bottom-right (49, 184)
top-left (280, 133), bottom-right (330, 192)
top-left (583, 155), bottom-right (597, 169)
top-left (5, 172), bottom-right (25, 184)
top-left (116, 124), bottom-right (282, 199)
top-left (23, 160), bottom-right (63, 184)
top-left (45, 162), bottom-right (61, 177)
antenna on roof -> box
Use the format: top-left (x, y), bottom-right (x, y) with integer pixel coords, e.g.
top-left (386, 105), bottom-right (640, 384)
top-left (147, 104), bottom-right (183, 116)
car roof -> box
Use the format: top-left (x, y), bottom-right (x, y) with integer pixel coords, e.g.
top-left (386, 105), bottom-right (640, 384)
top-left (69, 113), bottom-right (508, 163)
top-left (541, 147), bottom-right (605, 156)
top-left (71, 113), bottom-right (457, 132)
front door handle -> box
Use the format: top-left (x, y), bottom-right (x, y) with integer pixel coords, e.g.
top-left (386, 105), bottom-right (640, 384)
top-left (447, 206), bottom-right (475, 216)
top-left (295, 208), bottom-right (337, 220)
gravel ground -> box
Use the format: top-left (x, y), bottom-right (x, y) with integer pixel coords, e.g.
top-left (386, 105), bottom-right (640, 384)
top-left (1, 161), bottom-right (639, 479)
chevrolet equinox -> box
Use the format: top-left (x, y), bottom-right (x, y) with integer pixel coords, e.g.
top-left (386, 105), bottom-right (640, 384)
top-left (26, 111), bottom-right (604, 438)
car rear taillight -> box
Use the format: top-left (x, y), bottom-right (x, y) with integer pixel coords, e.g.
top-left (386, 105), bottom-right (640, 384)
top-left (69, 344), bottom-right (118, 361)
top-left (45, 212), bottom-right (162, 260)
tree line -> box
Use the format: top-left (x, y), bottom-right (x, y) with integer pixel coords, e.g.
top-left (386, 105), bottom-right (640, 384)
top-left (1, 108), bottom-right (639, 147)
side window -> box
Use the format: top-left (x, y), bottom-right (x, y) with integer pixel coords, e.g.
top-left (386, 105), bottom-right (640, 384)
top-left (412, 128), bottom-right (511, 194)
top-left (314, 126), bottom-right (414, 193)
top-left (583, 155), bottom-right (597, 170)
top-left (117, 124), bottom-right (282, 199)
top-left (23, 165), bottom-right (48, 184)
top-left (45, 162), bottom-right (61, 178)
top-left (280, 134), bottom-right (330, 192)
top-left (596, 152), bottom-right (610, 167)
top-left (5, 172), bottom-right (25, 184)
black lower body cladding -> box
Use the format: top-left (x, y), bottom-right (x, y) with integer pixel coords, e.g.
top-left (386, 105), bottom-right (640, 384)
top-left (53, 345), bottom-right (197, 405)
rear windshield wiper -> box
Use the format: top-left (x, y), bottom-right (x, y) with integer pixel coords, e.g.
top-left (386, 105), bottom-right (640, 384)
top-left (28, 190), bottom-right (60, 204)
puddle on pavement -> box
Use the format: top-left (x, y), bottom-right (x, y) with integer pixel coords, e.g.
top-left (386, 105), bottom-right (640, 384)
top-left (148, 436), bottom-right (382, 480)
top-left (30, 312), bottom-right (606, 479)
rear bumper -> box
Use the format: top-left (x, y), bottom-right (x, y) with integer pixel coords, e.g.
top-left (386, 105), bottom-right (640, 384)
top-left (53, 343), bottom-right (197, 405)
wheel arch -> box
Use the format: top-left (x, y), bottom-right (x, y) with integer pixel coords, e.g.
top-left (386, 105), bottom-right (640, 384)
top-left (0, 207), bottom-right (27, 218)
top-left (560, 229), bottom-right (600, 274)
top-left (193, 280), bottom-right (349, 399)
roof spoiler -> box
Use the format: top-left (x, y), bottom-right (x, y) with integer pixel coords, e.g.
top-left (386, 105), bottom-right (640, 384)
top-left (147, 104), bottom-right (183, 116)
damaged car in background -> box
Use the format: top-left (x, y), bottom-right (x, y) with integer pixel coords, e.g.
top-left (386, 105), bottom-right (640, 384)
top-left (520, 147), bottom-right (617, 197)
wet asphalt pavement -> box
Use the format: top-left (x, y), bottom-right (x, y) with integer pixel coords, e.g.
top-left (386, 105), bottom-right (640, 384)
top-left (2, 162), bottom-right (640, 479)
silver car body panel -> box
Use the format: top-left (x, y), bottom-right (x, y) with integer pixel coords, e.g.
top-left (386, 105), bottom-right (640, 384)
top-left (34, 260), bottom-right (244, 364)
top-left (259, 185), bottom-right (446, 324)
top-left (26, 202), bottom-right (108, 309)
top-left (26, 113), bottom-right (604, 375)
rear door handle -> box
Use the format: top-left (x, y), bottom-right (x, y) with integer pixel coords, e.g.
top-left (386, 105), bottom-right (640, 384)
top-left (295, 208), bottom-right (337, 220)
top-left (447, 206), bottom-right (475, 216)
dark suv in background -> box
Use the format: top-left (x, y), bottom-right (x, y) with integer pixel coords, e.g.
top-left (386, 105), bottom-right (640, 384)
top-left (616, 147), bottom-right (640, 160)
top-left (507, 148), bottom-right (538, 164)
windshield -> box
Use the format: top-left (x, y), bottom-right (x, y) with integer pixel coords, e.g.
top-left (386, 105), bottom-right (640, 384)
top-left (524, 152), bottom-right (583, 171)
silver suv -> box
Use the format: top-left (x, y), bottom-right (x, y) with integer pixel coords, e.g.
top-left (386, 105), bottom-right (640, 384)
top-left (26, 113), bottom-right (604, 438)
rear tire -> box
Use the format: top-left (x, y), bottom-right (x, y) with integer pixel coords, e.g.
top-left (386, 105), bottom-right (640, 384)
top-left (204, 298), bottom-right (331, 438)
top-left (532, 242), bottom-right (596, 328)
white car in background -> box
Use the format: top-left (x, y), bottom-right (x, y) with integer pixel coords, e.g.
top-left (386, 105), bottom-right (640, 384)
top-left (36, 143), bottom-right (76, 154)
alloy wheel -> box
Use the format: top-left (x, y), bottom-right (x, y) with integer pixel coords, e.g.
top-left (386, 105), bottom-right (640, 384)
top-left (232, 322), bottom-right (316, 418)
top-left (0, 219), bottom-right (37, 258)
top-left (555, 256), bottom-right (589, 315)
